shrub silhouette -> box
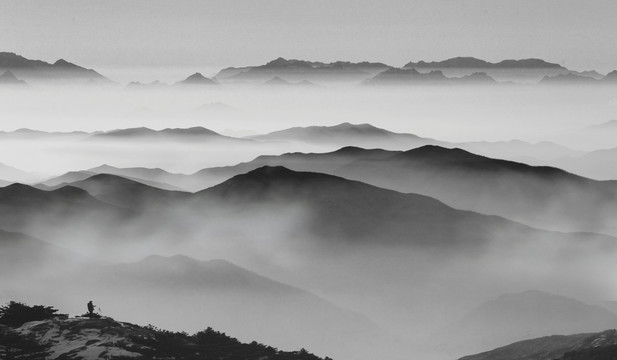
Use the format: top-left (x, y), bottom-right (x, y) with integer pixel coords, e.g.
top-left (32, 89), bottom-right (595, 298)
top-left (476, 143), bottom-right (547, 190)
top-left (0, 328), bottom-right (51, 359)
top-left (0, 301), bottom-right (64, 327)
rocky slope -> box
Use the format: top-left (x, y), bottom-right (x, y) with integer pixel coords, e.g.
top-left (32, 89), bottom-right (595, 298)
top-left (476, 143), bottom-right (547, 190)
top-left (3, 315), bottom-right (329, 360)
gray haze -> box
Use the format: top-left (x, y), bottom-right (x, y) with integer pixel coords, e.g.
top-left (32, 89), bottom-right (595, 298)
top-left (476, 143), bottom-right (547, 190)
top-left (2, 3), bottom-right (617, 360)
top-left (2, 0), bottom-right (617, 82)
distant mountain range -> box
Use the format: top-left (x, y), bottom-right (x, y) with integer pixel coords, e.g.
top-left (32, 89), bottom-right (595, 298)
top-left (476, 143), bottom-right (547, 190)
top-left (68, 139), bottom-right (615, 236)
top-left (215, 57), bottom-right (390, 83)
top-left (13, 164), bottom-right (616, 253)
top-left (0, 183), bottom-right (132, 244)
top-left (89, 126), bottom-right (246, 142)
top-left (363, 67), bottom-right (498, 85)
top-left (1, 52), bottom-right (615, 86)
top-left (0, 52), bottom-right (109, 84)
top-left (247, 122), bottom-right (441, 148)
top-left (404, 57), bottom-right (565, 69)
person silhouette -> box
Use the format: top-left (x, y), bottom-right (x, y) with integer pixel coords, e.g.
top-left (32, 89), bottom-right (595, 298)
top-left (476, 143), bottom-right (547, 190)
top-left (87, 301), bottom-right (95, 315)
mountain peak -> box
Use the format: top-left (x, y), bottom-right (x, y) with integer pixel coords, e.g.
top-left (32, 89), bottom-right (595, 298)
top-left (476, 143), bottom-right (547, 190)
top-left (53, 58), bottom-right (72, 66)
top-left (178, 72), bottom-right (217, 85)
top-left (397, 145), bottom-right (481, 161)
top-left (603, 70), bottom-right (617, 81)
top-left (265, 57), bottom-right (290, 67)
top-left (0, 70), bottom-right (27, 85)
top-left (263, 57), bottom-right (313, 69)
top-left (0, 70), bottom-right (18, 80)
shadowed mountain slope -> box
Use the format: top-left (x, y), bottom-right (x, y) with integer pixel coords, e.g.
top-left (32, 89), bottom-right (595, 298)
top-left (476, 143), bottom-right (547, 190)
top-left (439, 290), bottom-right (617, 357)
top-left (194, 166), bottom-right (614, 252)
top-left (458, 329), bottom-right (617, 360)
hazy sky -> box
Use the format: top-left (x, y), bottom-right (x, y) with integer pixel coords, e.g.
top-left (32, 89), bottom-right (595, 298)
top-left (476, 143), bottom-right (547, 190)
top-left (1, 0), bottom-right (617, 74)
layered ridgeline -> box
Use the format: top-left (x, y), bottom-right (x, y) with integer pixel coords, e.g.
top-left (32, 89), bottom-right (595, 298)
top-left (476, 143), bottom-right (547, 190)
top-left (1, 53), bottom-right (615, 86)
top-left (211, 55), bottom-right (616, 85)
top-left (401, 57), bottom-right (568, 83)
top-left (214, 57), bottom-right (390, 83)
top-left (64, 142), bottom-right (617, 236)
top-left (0, 52), bottom-right (110, 84)
top-left (3, 167), bottom-right (617, 359)
top-left (19, 166), bottom-right (616, 252)
top-left (0, 302), bottom-right (330, 360)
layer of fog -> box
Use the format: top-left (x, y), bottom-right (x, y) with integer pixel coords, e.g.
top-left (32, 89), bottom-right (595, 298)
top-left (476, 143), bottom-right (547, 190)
top-left (3, 192), bottom-right (617, 360)
top-left (0, 84), bottom-right (615, 142)
top-left (1, 83), bottom-right (617, 360)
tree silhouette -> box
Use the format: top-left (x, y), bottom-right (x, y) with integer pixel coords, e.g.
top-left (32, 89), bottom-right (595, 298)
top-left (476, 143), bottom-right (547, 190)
top-left (0, 301), bottom-right (64, 327)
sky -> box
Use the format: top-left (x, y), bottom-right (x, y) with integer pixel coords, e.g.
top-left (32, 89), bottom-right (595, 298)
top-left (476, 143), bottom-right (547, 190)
top-left (1, 0), bottom-right (617, 75)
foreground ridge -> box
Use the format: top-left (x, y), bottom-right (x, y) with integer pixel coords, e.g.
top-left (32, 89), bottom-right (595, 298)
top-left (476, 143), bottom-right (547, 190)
top-left (0, 302), bottom-right (331, 360)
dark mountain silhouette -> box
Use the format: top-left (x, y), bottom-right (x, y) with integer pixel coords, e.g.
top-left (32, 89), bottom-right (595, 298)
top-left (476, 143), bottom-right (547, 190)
top-left (404, 57), bottom-right (565, 69)
top-left (0, 183), bottom-right (132, 239)
top-left (82, 254), bottom-right (398, 360)
top-left (458, 72), bottom-right (497, 83)
top-left (0, 70), bottom-right (27, 86)
top-left (439, 290), bottom-right (617, 356)
top-left (89, 126), bottom-right (243, 142)
top-left (216, 57), bottom-right (389, 83)
top-left (334, 145), bottom-right (617, 235)
top-left (570, 70), bottom-right (604, 79)
top-left (187, 146), bottom-right (399, 190)
top-left (248, 122), bottom-right (575, 160)
top-left (0, 52), bottom-right (109, 83)
top-left (195, 166), bottom-right (612, 252)
top-left (65, 173), bottom-right (191, 211)
top-left (85, 165), bottom-right (183, 190)
top-left (555, 344), bottom-right (617, 360)
top-left (458, 329), bottom-right (617, 360)
top-left (602, 70), bottom-right (617, 82)
top-left (179, 144), bottom-right (615, 235)
top-left (249, 122), bottom-right (440, 148)
top-left (401, 57), bottom-right (569, 83)
top-left (40, 170), bottom-right (181, 192)
top-left (38, 171), bottom-right (98, 188)
top-left (4, 308), bottom-right (329, 360)
top-left (364, 68), bottom-right (451, 84)
top-left (176, 72), bottom-right (217, 85)
top-left (0, 128), bottom-right (91, 140)
top-left (364, 67), bottom-right (498, 85)
top-left (540, 73), bottom-right (598, 84)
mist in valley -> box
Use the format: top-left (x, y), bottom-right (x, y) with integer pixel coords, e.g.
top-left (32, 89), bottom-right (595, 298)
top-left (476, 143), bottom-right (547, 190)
top-left (2, 80), bottom-right (617, 360)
